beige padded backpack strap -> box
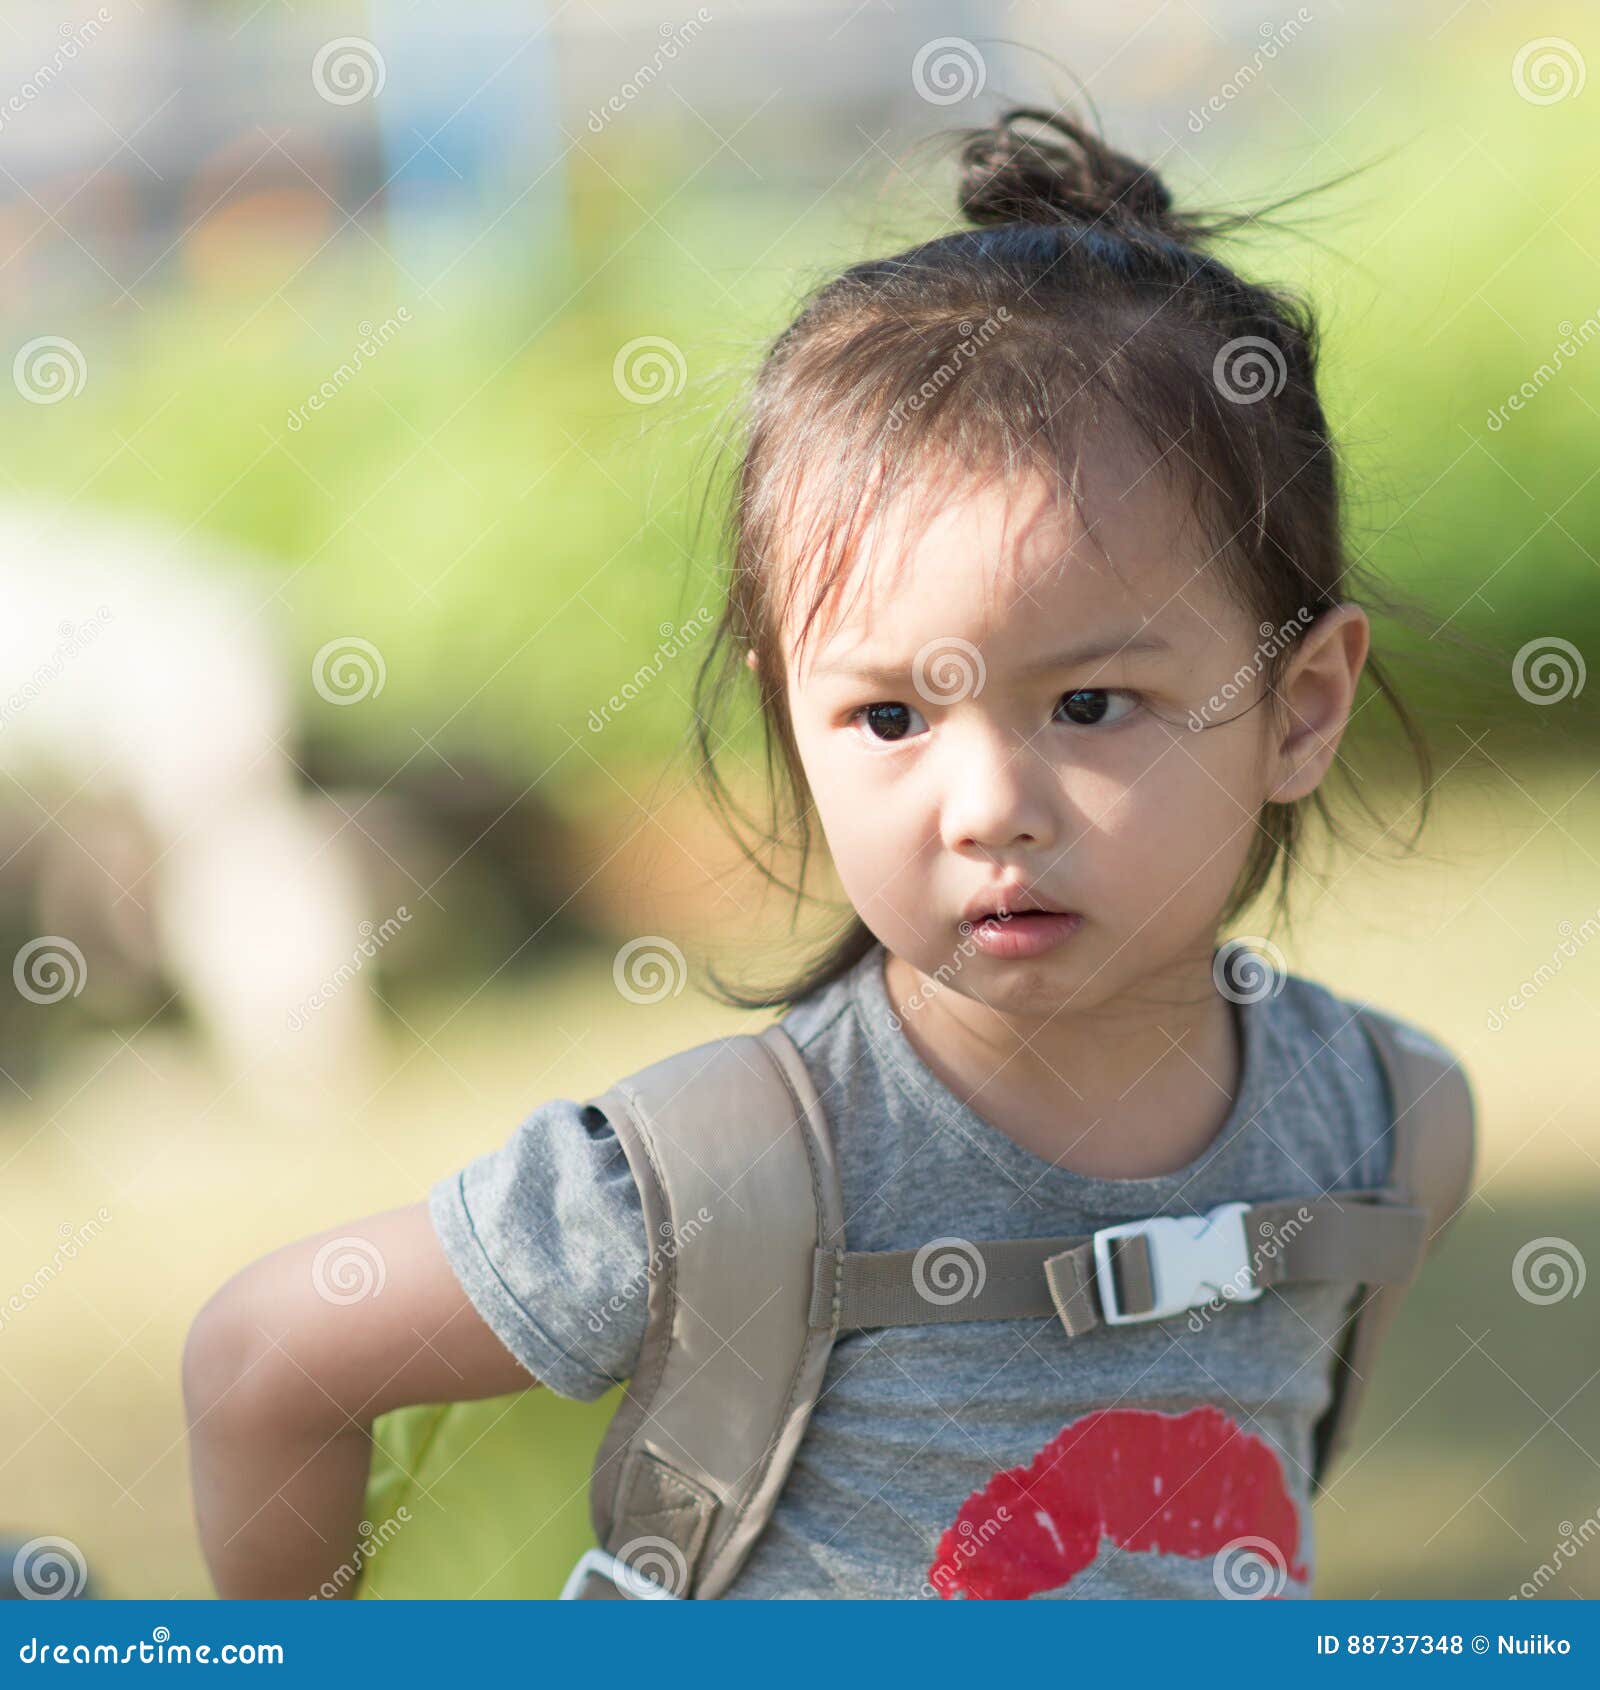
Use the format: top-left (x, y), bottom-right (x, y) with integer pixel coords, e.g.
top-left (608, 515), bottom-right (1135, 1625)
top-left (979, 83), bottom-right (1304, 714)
top-left (582, 1022), bottom-right (844, 1598)
top-left (1311, 1004), bottom-right (1478, 1493)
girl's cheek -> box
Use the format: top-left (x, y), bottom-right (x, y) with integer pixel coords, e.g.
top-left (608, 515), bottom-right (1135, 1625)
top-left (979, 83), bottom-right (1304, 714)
top-left (1073, 755), bottom-right (1254, 866)
top-left (1059, 764), bottom-right (1135, 825)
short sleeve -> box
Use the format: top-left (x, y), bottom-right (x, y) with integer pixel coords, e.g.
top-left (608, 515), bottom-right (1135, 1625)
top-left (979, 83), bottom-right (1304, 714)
top-left (427, 1098), bottom-right (649, 1401)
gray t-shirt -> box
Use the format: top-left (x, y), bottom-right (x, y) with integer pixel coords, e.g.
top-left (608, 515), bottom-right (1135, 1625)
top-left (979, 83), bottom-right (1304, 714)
top-left (429, 940), bottom-right (1431, 1599)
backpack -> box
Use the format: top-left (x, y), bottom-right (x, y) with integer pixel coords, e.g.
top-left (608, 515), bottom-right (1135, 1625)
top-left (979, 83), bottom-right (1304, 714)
top-left (357, 998), bottom-right (1475, 1601)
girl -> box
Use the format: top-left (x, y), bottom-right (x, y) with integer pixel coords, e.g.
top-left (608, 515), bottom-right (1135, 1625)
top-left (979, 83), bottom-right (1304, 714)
top-left (184, 107), bottom-right (1470, 1601)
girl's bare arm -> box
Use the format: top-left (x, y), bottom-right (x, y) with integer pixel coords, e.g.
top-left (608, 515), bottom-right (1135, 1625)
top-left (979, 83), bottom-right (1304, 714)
top-left (182, 1200), bottom-right (536, 1599)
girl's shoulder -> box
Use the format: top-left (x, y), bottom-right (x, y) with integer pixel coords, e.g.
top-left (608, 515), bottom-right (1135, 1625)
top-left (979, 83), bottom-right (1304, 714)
top-left (1268, 969), bottom-right (1470, 1188)
top-left (1275, 968), bottom-right (1466, 1074)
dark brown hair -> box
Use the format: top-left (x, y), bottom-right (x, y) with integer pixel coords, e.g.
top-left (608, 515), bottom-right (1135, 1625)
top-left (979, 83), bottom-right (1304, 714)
top-left (687, 106), bottom-right (1440, 1011)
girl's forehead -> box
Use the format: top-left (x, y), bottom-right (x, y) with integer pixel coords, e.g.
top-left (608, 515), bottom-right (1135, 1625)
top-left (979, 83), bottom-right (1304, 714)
top-left (780, 455), bottom-right (1225, 678)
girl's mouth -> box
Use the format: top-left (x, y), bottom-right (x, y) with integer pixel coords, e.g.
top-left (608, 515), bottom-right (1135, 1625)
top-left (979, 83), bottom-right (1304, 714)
top-left (966, 910), bottom-right (1083, 960)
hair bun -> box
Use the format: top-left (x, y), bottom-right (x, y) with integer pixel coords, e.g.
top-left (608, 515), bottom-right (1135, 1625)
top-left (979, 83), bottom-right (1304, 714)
top-left (957, 107), bottom-right (1175, 235)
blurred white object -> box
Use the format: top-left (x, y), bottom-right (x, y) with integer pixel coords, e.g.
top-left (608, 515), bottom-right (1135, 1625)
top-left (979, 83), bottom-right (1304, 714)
top-left (0, 500), bottom-right (386, 1101)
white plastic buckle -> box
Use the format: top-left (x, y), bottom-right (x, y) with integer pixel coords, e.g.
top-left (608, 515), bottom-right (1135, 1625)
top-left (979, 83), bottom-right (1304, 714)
top-left (1092, 1200), bottom-right (1263, 1325)
top-left (559, 1548), bottom-right (684, 1600)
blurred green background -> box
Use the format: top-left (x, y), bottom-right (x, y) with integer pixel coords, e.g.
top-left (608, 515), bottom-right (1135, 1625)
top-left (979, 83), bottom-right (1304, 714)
top-left (0, 0), bottom-right (1596, 1603)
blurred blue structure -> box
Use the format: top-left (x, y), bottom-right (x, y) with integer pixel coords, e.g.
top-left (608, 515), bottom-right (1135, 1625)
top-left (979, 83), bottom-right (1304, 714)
top-left (370, 1), bottom-right (566, 293)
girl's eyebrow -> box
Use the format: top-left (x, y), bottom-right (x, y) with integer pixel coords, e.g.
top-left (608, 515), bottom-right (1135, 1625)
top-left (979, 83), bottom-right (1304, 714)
top-left (810, 629), bottom-right (1172, 686)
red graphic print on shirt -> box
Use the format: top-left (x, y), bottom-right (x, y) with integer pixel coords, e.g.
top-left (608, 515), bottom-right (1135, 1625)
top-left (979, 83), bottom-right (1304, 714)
top-left (928, 1403), bottom-right (1309, 1599)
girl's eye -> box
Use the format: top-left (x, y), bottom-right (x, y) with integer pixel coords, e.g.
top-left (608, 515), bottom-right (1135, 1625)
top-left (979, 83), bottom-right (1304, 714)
top-left (1054, 688), bottom-right (1140, 727)
top-left (850, 691), bottom-right (1141, 741)
top-left (850, 701), bottom-right (928, 744)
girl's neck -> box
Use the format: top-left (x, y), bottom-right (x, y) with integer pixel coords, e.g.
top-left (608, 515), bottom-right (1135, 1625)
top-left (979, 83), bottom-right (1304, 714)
top-left (881, 945), bottom-right (1243, 1181)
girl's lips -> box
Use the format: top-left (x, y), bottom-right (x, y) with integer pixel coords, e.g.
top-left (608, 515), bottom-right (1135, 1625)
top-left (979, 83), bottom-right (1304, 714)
top-left (964, 910), bottom-right (1083, 960)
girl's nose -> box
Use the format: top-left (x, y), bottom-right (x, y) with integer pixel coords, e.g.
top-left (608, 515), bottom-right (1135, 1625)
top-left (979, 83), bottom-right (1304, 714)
top-left (939, 733), bottom-right (1056, 855)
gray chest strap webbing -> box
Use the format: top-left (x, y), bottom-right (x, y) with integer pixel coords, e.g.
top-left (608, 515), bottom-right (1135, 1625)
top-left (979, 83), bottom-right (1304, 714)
top-left (807, 1192), bottom-right (1426, 1337)
top-left (1310, 1002), bottom-right (1476, 1491)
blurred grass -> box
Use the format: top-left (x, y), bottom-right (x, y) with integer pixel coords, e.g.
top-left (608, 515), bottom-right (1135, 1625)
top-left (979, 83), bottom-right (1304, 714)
top-left (0, 767), bottom-right (1596, 1599)
top-left (1319, 1184), bottom-right (1600, 1600)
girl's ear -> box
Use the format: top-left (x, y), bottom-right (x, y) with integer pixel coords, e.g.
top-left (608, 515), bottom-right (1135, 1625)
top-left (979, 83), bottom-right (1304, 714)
top-left (1264, 604), bottom-right (1371, 804)
top-left (744, 648), bottom-right (759, 671)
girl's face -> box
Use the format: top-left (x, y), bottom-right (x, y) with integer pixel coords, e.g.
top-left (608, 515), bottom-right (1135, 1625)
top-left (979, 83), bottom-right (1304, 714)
top-left (770, 454), bottom-right (1364, 1016)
